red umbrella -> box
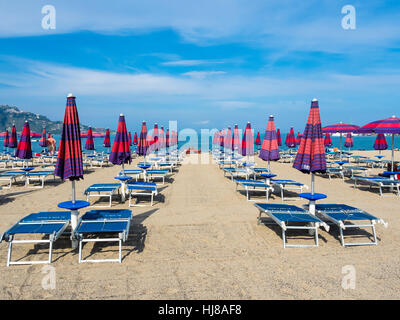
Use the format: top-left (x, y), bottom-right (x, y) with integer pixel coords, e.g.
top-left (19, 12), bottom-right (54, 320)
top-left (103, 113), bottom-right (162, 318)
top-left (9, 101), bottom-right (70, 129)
top-left (84, 127), bottom-right (95, 151)
top-left (285, 128), bottom-right (296, 148)
top-left (356, 115), bottom-right (400, 169)
top-left (324, 133), bottom-right (332, 147)
top-left (373, 133), bottom-right (388, 153)
top-left (293, 99), bottom-right (326, 196)
top-left (224, 127), bottom-right (232, 152)
top-left (212, 131), bottom-right (220, 147)
top-left (323, 122), bottom-right (359, 160)
top-left (103, 129), bottom-right (111, 149)
top-left (255, 132), bottom-right (261, 146)
top-left (137, 121), bottom-right (149, 159)
top-left (15, 121), bottom-right (32, 161)
top-left (241, 122), bottom-right (254, 157)
top-left (8, 125), bottom-right (17, 149)
top-left (3, 130), bottom-right (9, 150)
top-left (159, 126), bottom-right (166, 150)
top-left (220, 129), bottom-right (225, 148)
top-left (344, 132), bottom-right (353, 149)
top-left (133, 132), bottom-right (138, 145)
top-left (165, 129), bottom-right (170, 148)
top-left (276, 129), bottom-right (282, 147)
top-left (109, 114), bottom-right (131, 173)
top-left (232, 125), bottom-right (240, 152)
top-left (259, 115), bottom-right (280, 170)
top-left (128, 132), bottom-right (133, 146)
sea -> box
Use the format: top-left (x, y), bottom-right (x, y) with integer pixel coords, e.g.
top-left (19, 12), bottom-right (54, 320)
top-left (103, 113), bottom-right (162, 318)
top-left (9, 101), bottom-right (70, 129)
top-left (2, 133), bottom-right (399, 155)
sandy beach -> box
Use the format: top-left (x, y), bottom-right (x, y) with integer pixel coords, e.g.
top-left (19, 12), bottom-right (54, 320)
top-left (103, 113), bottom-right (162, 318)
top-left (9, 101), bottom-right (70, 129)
top-left (0, 149), bottom-right (399, 300)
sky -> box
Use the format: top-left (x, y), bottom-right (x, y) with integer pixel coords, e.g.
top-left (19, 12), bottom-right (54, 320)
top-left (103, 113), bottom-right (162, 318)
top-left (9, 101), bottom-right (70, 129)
top-left (0, 0), bottom-right (399, 134)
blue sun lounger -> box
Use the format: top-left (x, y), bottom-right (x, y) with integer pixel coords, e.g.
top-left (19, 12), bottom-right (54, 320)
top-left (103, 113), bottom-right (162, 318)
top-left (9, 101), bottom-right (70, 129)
top-left (0, 211), bottom-right (71, 266)
top-left (323, 167), bottom-right (344, 180)
top-left (24, 170), bottom-right (56, 188)
top-left (119, 169), bottom-right (142, 181)
top-left (84, 183), bottom-right (121, 207)
top-left (223, 168), bottom-right (253, 181)
top-left (352, 176), bottom-right (400, 196)
top-left (73, 209), bottom-right (132, 263)
top-left (254, 203), bottom-right (328, 248)
top-left (236, 180), bottom-right (273, 201)
top-left (145, 169), bottom-right (170, 184)
top-left (127, 181), bottom-right (158, 207)
top-left (313, 204), bottom-right (388, 246)
top-left (0, 171), bottom-right (25, 188)
top-left (271, 179), bottom-right (308, 201)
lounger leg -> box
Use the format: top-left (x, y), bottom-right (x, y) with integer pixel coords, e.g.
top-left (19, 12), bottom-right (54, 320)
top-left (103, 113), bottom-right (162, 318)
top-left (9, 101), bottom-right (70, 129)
top-left (339, 227), bottom-right (345, 247)
top-left (371, 224), bottom-right (378, 245)
top-left (119, 239), bottom-right (122, 263)
top-left (78, 240), bottom-right (83, 263)
top-left (7, 239), bottom-right (13, 267)
top-left (48, 241), bottom-right (53, 264)
top-left (282, 229), bottom-right (286, 249)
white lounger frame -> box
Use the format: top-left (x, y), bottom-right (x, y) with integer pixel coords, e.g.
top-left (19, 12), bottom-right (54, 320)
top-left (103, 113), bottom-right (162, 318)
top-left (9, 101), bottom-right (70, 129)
top-left (128, 185), bottom-right (158, 207)
top-left (85, 186), bottom-right (120, 208)
top-left (352, 177), bottom-right (400, 197)
top-left (25, 172), bottom-right (56, 188)
top-left (272, 181), bottom-right (308, 202)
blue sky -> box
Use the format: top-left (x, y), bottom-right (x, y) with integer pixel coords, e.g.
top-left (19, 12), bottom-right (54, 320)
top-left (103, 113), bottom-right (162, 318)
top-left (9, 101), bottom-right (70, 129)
top-left (0, 0), bottom-right (399, 134)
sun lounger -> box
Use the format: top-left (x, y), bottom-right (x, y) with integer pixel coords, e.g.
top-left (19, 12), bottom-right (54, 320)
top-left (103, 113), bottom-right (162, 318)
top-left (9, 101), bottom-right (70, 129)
top-left (0, 171), bottom-right (25, 188)
top-left (73, 209), bottom-right (132, 263)
top-left (313, 204), bottom-right (388, 246)
top-left (342, 166), bottom-right (368, 178)
top-left (127, 181), bottom-right (158, 206)
top-left (323, 167), bottom-right (344, 180)
top-left (237, 180), bottom-right (273, 201)
top-left (254, 203), bottom-right (328, 248)
top-left (223, 167), bottom-right (254, 181)
top-left (119, 170), bottom-right (142, 181)
top-left (271, 179), bottom-right (308, 201)
top-left (218, 160), bottom-right (237, 169)
top-left (84, 183), bottom-right (121, 207)
top-left (145, 169), bottom-right (170, 184)
top-left (351, 176), bottom-right (400, 197)
top-left (24, 170), bottom-right (56, 188)
top-left (0, 211), bottom-right (71, 266)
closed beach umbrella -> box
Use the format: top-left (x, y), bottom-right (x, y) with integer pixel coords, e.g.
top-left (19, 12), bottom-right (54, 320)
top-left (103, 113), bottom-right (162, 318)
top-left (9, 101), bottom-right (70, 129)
top-left (152, 123), bottom-right (159, 151)
top-left (344, 132), bottom-right (353, 149)
top-left (103, 129), bottom-right (111, 148)
top-left (212, 131), bottom-right (219, 147)
top-left (85, 127), bottom-right (95, 151)
top-left (259, 115), bottom-right (280, 170)
top-left (293, 99), bottom-right (326, 195)
top-left (241, 122), bottom-right (254, 157)
top-left (324, 133), bottom-right (332, 147)
top-left (159, 126), bottom-right (165, 151)
top-left (8, 125), bottom-right (17, 149)
top-left (39, 128), bottom-right (47, 147)
top-left (276, 129), bottom-right (282, 147)
top-left (3, 130), bottom-right (9, 150)
top-left (165, 129), bottom-right (170, 148)
top-left (285, 127), bottom-right (296, 148)
top-left (322, 122), bottom-right (359, 160)
top-left (296, 132), bottom-right (301, 145)
top-left (373, 133), bottom-right (388, 153)
top-left (137, 121), bottom-right (149, 159)
top-left (128, 132), bottom-right (132, 146)
top-left (133, 132), bottom-right (138, 145)
top-left (225, 127), bottom-right (232, 152)
top-left (357, 115), bottom-right (400, 169)
top-left (109, 114), bottom-right (131, 175)
top-left (15, 121), bottom-right (32, 160)
top-left (54, 94), bottom-right (85, 236)
top-left (220, 129), bottom-right (225, 148)
top-left (232, 125), bottom-right (241, 151)
top-left (255, 132), bottom-right (261, 146)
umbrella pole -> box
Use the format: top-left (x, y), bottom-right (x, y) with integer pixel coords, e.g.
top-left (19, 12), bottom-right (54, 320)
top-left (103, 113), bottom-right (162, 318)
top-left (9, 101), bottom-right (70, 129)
top-left (340, 133), bottom-right (343, 161)
top-left (392, 134), bottom-right (395, 170)
top-left (71, 180), bottom-right (79, 248)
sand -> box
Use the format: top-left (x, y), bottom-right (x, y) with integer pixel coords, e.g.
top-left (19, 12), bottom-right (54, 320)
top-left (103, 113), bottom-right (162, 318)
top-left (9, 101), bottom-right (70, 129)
top-left (0, 149), bottom-right (399, 299)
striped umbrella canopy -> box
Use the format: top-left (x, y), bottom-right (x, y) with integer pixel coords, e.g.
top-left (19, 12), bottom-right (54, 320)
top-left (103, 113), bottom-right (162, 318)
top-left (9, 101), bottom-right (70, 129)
top-left (293, 99), bottom-right (326, 195)
top-left (285, 127), bottom-right (296, 148)
top-left (159, 126), bottom-right (166, 150)
top-left (85, 127), bottom-right (95, 150)
top-left (276, 129), bottom-right (282, 146)
top-left (324, 133), bottom-right (332, 147)
top-left (103, 129), bottom-right (111, 148)
top-left (220, 129), bottom-right (225, 148)
top-left (232, 125), bottom-right (241, 151)
top-left (322, 122), bottom-right (359, 160)
top-left (3, 130), bottom-right (9, 149)
top-left (255, 132), bottom-right (261, 146)
top-left (137, 121), bottom-right (149, 157)
top-left (15, 121), bottom-right (32, 159)
top-left (109, 114), bottom-right (131, 171)
top-left (128, 132), bottom-right (133, 146)
top-left (8, 125), bottom-right (17, 148)
top-left (241, 122), bottom-right (254, 157)
top-left (165, 129), bottom-right (170, 148)
top-left (356, 115), bottom-right (400, 169)
top-left (212, 131), bottom-right (220, 147)
top-left (344, 132), bottom-right (353, 148)
top-left (133, 132), bottom-right (138, 145)
top-left (295, 132), bottom-right (301, 145)
top-left (54, 94), bottom-right (84, 183)
top-left (224, 127), bottom-right (232, 151)
top-left (259, 115), bottom-right (280, 169)
top-left (39, 128), bottom-right (47, 147)
top-left (152, 123), bottom-right (159, 151)
top-left (373, 133), bottom-right (388, 152)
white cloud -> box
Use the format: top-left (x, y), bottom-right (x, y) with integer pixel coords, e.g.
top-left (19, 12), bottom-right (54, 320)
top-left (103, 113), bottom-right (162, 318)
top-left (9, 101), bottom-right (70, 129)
top-left (181, 71), bottom-right (226, 79)
top-left (161, 60), bottom-right (225, 66)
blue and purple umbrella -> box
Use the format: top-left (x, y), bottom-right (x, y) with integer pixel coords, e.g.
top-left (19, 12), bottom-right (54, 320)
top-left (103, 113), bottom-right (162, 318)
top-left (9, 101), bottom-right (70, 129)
top-left (109, 114), bottom-right (131, 173)
top-left (103, 129), bottom-right (111, 149)
top-left (15, 121), bottom-right (32, 160)
top-left (285, 128), bottom-right (296, 149)
top-left (344, 132), bottom-right (353, 149)
top-left (259, 115), bottom-right (280, 170)
top-left (8, 125), bottom-right (17, 149)
top-left (3, 130), bottom-right (9, 151)
top-left (293, 99), bottom-right (326, 194)
top-left (137, 121), bottom-right (149, 159)
top-left (241, 122), bottom-right (254, 157)
top-left (85, 127), bottom-right (95, 151)
top-left (373, 133), bottom-right (388, 153)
